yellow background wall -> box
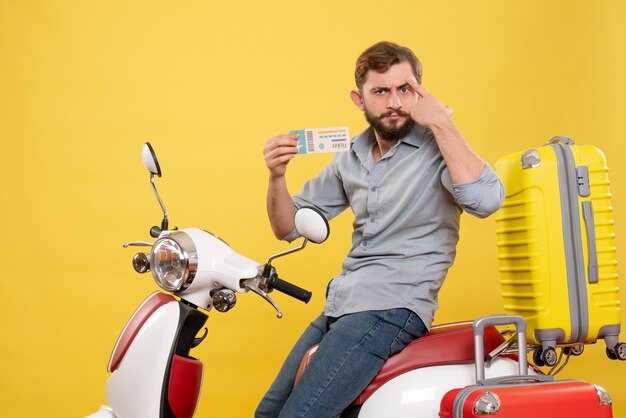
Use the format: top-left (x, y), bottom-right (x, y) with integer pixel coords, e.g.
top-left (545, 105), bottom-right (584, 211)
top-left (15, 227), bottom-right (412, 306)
top-left (1, 1), bottom-right (625, 416)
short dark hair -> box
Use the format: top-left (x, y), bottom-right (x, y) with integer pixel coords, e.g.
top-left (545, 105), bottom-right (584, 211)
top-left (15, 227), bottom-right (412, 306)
top-left (354, 41), bottom-right (422, 89)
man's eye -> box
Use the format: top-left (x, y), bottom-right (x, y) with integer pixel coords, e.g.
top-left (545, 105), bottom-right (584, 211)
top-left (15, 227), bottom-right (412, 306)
top-left (375, 89), bottom-right (387, 95)
top-left (400, 86), bottom-right (411, 94)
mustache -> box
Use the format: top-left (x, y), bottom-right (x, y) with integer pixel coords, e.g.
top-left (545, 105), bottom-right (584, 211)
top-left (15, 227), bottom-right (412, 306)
top-left (379, 110), bottom-right (411, 118)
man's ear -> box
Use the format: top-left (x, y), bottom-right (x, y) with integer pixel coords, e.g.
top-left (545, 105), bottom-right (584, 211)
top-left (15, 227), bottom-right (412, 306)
top-left (350, 90), bottom-right (365, 111)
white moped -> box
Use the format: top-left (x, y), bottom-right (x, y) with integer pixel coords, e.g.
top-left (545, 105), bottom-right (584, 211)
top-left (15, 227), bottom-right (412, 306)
top-left (88, 143), bottom-right (541, 418)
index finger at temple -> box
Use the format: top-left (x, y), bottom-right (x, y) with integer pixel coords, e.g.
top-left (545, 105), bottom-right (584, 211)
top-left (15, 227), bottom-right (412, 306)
top-left (416, 85), bottom-right (428, 98)
top-left (406, 76), bottom-right (422, 95)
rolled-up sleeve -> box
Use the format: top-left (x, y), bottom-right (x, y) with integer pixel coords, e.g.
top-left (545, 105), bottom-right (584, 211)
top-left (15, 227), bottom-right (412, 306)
top-left (282, 157), bottom-right (349, 242)
top-left (443, 164), bottom-right (505, 219)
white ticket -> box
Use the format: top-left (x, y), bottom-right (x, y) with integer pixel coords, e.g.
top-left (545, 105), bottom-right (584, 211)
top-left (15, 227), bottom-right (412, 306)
top-left (290, 127), bottom-right (350, 154)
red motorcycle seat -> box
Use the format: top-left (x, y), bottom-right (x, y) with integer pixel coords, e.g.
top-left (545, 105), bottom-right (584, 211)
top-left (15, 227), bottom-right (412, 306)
top-left (294, 321), bottom-right (505, 405)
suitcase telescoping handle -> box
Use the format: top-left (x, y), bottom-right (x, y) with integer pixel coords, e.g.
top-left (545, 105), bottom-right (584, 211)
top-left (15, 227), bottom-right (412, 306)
top-left (473, 315), bottom-right (528, 382)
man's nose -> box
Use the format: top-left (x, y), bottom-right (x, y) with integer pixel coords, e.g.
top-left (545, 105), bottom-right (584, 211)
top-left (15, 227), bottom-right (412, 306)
top-left (386, 90), bottom-right (402, 109)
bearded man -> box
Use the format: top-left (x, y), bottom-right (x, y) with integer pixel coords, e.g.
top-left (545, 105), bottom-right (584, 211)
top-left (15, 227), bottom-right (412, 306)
top-left (257, 41), bottom-right (505, 418)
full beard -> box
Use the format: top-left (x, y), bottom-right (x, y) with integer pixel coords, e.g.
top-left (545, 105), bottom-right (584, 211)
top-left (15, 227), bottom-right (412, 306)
top-left (365, 109), bottom-right (415, 142)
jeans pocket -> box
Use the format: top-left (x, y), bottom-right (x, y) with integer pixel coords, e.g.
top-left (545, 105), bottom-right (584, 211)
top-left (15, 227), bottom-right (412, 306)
top-left (389, 311), bottom-right (427, 356)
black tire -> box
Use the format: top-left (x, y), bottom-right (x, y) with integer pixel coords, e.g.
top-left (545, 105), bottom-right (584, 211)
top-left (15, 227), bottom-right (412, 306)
top-left (533, 347), bottom-right (545, 367)
top-left (563, 345), bottom-right (584, 356)
top-left (541, 347), bottom-right (558, 367)
top-left (606, 347), bottom-right (618, 360)
top-left (614, 342), bottom-right (626, 361)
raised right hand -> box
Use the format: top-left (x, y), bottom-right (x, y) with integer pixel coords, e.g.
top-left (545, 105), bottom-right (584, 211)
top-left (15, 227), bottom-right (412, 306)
top-left (263, 133), bottom-right (299, 178)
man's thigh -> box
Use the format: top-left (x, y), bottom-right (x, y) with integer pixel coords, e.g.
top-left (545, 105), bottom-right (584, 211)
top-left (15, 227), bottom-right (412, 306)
top-left (280, 309), bottom-right (425, 417)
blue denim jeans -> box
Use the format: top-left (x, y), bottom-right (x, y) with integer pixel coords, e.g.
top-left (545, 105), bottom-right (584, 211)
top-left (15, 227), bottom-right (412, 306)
top-left (255, 309), bottom-right (427, 418)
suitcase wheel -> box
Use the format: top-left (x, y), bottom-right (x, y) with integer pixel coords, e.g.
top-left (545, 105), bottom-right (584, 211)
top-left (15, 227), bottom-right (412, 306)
top-left (533, 346), bottom-right (557, 367)
top-left (606, 342), bottom-right (626, 360)
top-left (562, 345), bottom-right (584, 356)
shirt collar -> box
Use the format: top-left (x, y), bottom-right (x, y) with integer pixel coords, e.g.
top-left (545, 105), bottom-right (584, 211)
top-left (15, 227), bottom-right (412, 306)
top-left (350, 123), bottom-right (427, 162)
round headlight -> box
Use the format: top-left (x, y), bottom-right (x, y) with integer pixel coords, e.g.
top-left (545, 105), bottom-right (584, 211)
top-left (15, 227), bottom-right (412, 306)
top-left (150, 233), bottom-right (197, 292)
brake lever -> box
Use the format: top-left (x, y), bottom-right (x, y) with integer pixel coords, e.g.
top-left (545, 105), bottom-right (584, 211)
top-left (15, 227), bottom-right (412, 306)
top-left (122, 241), bottom-right (154, 248)
top-left (243, 278), bottom-right (283, 319)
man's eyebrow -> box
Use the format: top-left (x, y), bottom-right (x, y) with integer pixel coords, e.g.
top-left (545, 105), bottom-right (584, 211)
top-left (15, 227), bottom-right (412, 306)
top-left (370, 84), bottom-right (411, 92)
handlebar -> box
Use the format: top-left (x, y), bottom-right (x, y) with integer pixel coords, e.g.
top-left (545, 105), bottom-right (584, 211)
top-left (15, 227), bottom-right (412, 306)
top-left (242, 267), bottom-right (312, 318)
top-left (269, 275), bottom-right (312, 303)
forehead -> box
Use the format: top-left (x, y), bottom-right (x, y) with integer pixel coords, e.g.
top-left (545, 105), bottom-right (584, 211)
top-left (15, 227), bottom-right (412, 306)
top-left (362, 61), bottom-right (414, 89)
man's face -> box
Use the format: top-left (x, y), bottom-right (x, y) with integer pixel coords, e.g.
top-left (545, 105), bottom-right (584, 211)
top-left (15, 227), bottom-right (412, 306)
top-left (352, 61), bottom-right (417, 142)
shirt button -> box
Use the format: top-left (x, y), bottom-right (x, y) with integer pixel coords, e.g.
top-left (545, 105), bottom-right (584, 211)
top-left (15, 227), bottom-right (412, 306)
top-left (363, 241), bottom-right (368, 247)
top-left (370, 217), bottom-right (375, 223)
top-left (370, 186), bottom-right (376, 192)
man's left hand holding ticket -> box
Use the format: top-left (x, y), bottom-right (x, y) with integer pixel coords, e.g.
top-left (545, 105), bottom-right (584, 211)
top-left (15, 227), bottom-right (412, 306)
top-left (263, 133), bottom-right (299, 179)
top-left (264, 126), bottom-right (349, 239)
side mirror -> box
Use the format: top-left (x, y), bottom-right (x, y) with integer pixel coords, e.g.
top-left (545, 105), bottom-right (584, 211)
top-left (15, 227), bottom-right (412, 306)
top-left (142, 142), bottom-right (162, 177)
top-left (294, 206), bottom-right (330, 244)
top-left (141, 142), bottom-right (169, 234)
top-left (263, 206), bottom-right (330, 282)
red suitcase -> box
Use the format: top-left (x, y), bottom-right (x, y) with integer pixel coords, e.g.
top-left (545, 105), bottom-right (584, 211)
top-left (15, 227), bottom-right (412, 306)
top-left (439, 315), bottom-right (614, 418)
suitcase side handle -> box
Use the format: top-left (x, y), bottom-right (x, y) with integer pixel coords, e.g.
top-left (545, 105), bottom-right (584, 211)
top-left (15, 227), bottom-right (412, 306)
top-left (546, 136), bottom-right (575, 145)
top-left (479, 374), bottom-right (554, 387)
top-left (473, 315), bottom-right (528, 382)
top-left (582, 201), bottom-right (599, 284)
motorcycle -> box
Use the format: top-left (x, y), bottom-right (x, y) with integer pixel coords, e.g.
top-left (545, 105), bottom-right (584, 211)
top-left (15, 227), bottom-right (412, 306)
top-left (88, 143), bottom-right (543, 418)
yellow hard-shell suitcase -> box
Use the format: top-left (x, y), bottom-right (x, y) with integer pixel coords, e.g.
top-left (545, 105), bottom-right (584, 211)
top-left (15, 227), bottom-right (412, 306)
top-left (495, 136), bottom-right (624, 366)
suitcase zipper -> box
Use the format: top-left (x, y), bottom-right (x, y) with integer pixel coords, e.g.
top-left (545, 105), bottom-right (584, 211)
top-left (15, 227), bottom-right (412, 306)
top-left (550, 141), bottom-right (589, 343)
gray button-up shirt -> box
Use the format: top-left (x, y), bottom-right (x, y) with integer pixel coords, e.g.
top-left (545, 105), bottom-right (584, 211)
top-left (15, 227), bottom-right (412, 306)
top-left (286, 124), bottom-right (504, 329)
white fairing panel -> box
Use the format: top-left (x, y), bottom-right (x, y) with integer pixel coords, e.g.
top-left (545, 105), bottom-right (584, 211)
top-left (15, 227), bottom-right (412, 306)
top-left (85, 405), bottom-right (117, 418)
top-left (178, 228), bottom-right (259, 308)
top-left (358, 357), bottom-right (531, 418)
top-left (106, 302), bottom-right (181, 418)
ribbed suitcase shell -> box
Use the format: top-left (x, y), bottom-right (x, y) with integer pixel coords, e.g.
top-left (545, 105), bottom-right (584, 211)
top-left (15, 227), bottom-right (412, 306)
top-left (494, 138), bottom-right (621, 348)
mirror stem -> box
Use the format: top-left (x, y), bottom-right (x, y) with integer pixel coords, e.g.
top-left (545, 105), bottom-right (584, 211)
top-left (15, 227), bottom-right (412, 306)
top-left (264, 238), bottom-right (309, 275)
top-left (149, 173), bottom-right (169, 230)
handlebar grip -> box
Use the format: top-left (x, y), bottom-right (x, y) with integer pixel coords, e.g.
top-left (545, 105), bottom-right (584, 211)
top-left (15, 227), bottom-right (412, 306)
top-left (270, 276), bottom-right (312, 303)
